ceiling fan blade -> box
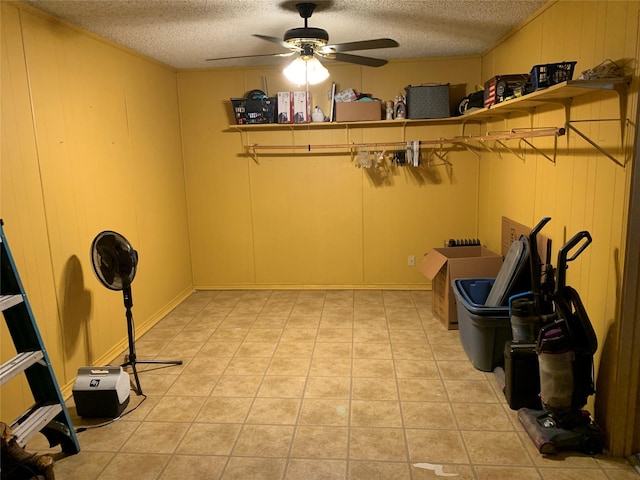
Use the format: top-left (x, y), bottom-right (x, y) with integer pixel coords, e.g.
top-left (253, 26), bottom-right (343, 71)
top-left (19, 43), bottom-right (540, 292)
top-left (253, 34), bottom-right (301, 51)
top-left (322, 51), bottom-right (388, 67)
top-left (321, 38), bottom-right (399, 53)
top-left (206, 52), bottom-right (295, 61)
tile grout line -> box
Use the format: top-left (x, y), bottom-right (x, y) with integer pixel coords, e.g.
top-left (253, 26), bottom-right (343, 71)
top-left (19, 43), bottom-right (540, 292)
top-left (193, 292), bottom-right (243, 479)
top-left (388, 291), bottom-right (418, 480)
top-left (217, 290), bottom-right (277, 479)
top-left (149, 291), bottom-right (227, 479)
top-left (280, 289), bottom-right (318, 480)
top-left (345, 291), bottom-right (355, 480)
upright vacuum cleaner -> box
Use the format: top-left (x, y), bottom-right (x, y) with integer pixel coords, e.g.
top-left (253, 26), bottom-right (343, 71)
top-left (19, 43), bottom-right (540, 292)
top-left (503, 217), bottom-right (554, 410)
top-left (518, 226), bottom-right (605, 455)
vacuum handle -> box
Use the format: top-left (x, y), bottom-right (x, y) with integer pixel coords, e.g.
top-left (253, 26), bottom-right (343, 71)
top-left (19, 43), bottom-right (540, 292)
top-left (529, 217), bottom-right (551, 315)
top-left (529, 217), bottom-right (552, 267)
top-left (531, 216), bottom-right (552, 238)
top-left (557, 231), bottom-right (592, 292)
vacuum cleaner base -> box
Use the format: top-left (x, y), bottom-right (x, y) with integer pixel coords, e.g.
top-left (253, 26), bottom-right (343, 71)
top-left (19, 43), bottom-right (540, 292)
top-left (518, 408), bottom-right (604, 455)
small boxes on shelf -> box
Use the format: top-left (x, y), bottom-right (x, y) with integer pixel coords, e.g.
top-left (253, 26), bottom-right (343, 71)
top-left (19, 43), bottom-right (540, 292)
top-left (276, 91), bottom-right (310, 123)
top-left (293, 91), bottom-right (310, 123)
top-left (277, 92), bottom-right (293, 123)
top-left (483, 74), bottom-right (530, 108)
top-left (334, 101), bottom-right (382, 122)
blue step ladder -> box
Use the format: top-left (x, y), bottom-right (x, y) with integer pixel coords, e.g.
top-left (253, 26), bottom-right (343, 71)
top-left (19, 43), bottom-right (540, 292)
top-left (0, 220), bottom-right (80, 454)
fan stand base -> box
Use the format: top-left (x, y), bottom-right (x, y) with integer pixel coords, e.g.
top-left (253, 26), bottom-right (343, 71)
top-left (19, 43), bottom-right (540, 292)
top-left (122, 289), bottom-right (182, 396)
top-left (121, 356), bottom-right (183, 396)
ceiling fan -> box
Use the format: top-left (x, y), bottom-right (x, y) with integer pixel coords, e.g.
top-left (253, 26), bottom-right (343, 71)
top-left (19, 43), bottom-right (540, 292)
top-left (206, 2), bottom-right (399, 68)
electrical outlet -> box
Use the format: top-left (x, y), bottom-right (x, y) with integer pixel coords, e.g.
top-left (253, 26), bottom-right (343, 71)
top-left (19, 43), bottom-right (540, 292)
top-left (408, 255), bottom-right (415, 266)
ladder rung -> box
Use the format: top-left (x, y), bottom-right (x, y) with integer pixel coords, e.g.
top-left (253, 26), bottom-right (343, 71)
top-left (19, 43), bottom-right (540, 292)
top-left (12, 404), bottom-right (63, 447)
top-left (0, 294), bottom-right (23, 312)
top-left (0, 351), bottom-right (45, 386)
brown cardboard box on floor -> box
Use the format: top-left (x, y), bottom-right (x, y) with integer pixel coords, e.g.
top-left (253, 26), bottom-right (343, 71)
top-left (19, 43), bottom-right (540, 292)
top-left (418, 246), bottom-right (503, 330)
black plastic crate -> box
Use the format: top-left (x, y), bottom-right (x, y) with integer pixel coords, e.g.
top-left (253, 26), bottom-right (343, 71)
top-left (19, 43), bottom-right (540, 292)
top-left (231, 97), bottom-right (277, 124)
top-left (530, 61), bottom-right (577, 91)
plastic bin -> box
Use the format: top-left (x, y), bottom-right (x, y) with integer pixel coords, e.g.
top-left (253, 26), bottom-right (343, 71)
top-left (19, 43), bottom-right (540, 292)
top-left (231, 97), bottom-right (277, 124)
top-left (452, 278), bottom-right (512, 371)
top-left (530, 61), bottom-right (577, 91)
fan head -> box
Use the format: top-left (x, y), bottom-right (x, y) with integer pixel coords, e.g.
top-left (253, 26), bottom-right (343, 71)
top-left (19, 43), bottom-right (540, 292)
top-left (206, 2), bottom-right (398, 68)
top-left (284, 27), bottom-right (329, 48)
top-left (90, 231), bottom-right (138, 291)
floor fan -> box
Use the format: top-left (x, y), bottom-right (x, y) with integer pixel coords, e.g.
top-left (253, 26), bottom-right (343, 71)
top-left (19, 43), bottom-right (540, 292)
top-left (90, 230), bottom-right (182, 395)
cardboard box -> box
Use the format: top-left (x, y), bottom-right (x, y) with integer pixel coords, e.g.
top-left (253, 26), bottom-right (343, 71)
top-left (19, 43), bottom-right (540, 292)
top-left (335, 101), bottom-right (382, 122)
top-left (501, 217), bottom-right (550, 264)
top-left (418, 246), bottom-right (503, 329)
top-left (293, 91), bottom-right (310, 123)
top-left (277, 92), bottom-right (293, 124)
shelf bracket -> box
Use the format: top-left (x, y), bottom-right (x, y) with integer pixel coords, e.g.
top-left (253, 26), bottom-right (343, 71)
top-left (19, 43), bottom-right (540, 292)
top-left (565, 119), bottom-right (627, 167)
top-left (494, 139), bottom-right (525, 162)
top-left (561, 77), bottom-right (630, 167)
top-left (428, 143), bottom-right (452, 167)
top-left (449, 127), bottom-right (563, 163)
top-left (519, 135), bottom-right (558, 164)
top-left (238, 129), bottom-right (262, 164)
top-left (476, 139), bottom-right (503, 159)
top-left (458, 143), bottom-right (483, 158)
top-left (248, 145), bottom-right (260, 164)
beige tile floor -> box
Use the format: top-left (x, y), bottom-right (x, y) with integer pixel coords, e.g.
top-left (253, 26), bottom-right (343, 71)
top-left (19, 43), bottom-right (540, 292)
top-left (31, 290), bottom-right (638, 479)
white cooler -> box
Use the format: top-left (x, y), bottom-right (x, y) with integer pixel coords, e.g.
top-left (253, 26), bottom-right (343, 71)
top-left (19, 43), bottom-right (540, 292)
top-left (72, 366), bottom-right (130, 418)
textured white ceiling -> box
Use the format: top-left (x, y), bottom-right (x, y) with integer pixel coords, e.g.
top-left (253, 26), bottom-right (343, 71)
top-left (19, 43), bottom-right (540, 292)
top-left (21, 0), bottom-right (548, 69)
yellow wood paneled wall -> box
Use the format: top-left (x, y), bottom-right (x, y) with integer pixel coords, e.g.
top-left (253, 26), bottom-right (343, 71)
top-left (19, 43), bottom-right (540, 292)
top-left (2, 0), bottom-right (638, 454)
top-left (478, 0), bottom-right (639, 454)
top-left (178, 56), bottom-right (482, 288)
top-left (1, 4), bottom-right (193, 421)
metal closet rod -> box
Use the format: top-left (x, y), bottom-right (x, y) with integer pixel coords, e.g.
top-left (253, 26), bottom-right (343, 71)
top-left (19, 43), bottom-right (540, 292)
top-left (246, 127), bottom-right (565, 152)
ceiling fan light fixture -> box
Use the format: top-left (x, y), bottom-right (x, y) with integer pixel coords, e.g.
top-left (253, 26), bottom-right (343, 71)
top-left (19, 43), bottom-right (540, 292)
top-left (283, 55), bottom-right (329, 86)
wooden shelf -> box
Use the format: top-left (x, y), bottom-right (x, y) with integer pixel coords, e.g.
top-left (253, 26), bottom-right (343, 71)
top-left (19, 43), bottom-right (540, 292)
top-left (229, 77), bottom-right (631, 166)
top-left (460, 77), bottom-right (631, 118)
top-left (226, 116), bottom-right (460, 131)
top-left (228, 77), bottom-right (631, 131)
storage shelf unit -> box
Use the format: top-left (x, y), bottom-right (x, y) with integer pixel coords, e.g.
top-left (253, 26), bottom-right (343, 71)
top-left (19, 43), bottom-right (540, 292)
top-left (228, 77), bottom-right (631, 166)
top-left (0, 220), bottom-right (80, 454)
top-left (229, 77), bottom-right (630, 131)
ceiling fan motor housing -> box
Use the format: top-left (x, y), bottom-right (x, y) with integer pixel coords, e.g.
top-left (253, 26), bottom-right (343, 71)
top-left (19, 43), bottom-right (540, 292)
top-left (285, 2), bottom-right (329, 50)
top-left (207, 1), bottom-right (396, 67)
top-left (284, 27), bottom-right (329, 45)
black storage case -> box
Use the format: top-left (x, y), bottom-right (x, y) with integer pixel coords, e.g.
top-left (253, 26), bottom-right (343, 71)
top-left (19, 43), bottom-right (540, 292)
top-left (504, 341), bottom-right (542, 410)
top-left (405, 84), bottom-right (450, 119)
